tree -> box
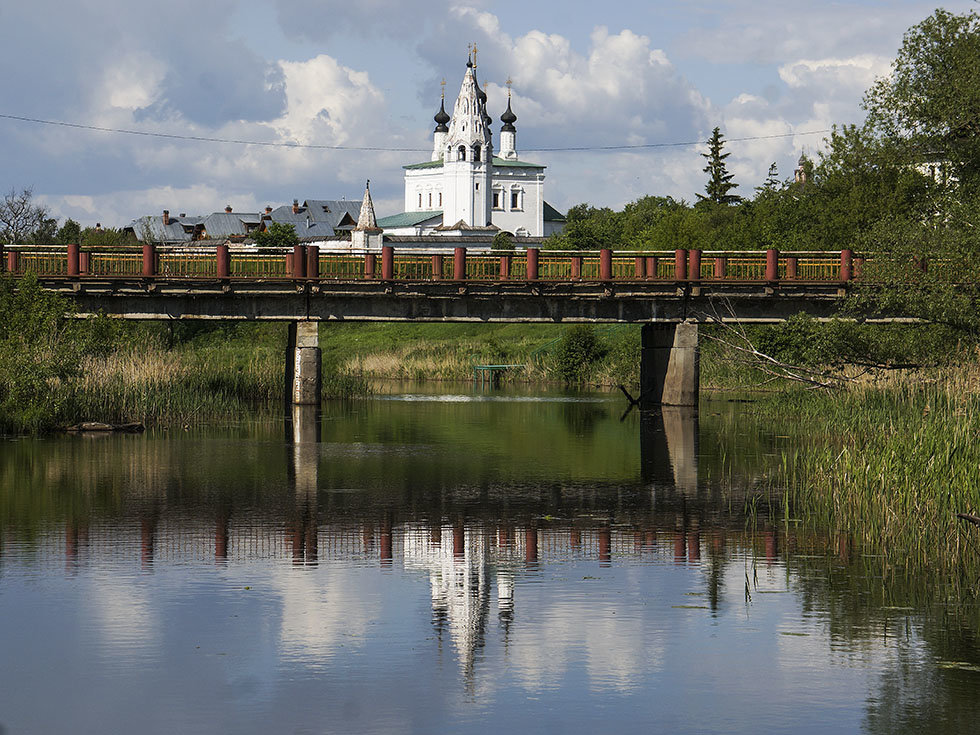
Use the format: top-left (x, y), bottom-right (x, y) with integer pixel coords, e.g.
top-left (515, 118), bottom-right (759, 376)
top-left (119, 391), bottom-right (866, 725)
top-left (697, 127), bottom-right (741, 205)
top-left (0, 188), bottom-right (51, 244)
top-left (491, 230), bottom-right (514, 251)
top-left (863, 9), bottom-right (980, 189)
top-left (56, 219), bottom-right (82, 245)
top-left (252, 222), bottom-right (299, 248)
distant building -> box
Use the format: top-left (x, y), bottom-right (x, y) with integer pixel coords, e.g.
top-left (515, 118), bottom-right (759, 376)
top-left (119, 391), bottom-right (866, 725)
top-left (378, 53), bottom-right (565, 239)
top-left (126, 200), bottom-right (360, 244)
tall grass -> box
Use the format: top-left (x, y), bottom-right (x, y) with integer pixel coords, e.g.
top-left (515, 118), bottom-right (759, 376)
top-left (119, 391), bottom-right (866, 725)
top-left (760, 367), bottom-right (980, 585)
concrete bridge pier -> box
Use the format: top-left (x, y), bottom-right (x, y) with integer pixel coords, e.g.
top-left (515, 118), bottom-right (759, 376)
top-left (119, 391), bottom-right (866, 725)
top-left (640, 321), bottom-right (699, 408)
top-left (286, 321), bottom-right (321, 406)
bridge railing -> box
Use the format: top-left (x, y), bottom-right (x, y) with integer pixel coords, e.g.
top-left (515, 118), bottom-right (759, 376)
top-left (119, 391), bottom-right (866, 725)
top-left (1, 244), bottom-right (866, 284)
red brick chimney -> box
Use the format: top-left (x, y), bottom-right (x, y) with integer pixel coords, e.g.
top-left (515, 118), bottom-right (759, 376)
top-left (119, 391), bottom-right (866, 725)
top-left (163, 210), bottom-right (170, 225)
top-left (225, 205), bottom-right (233, 213)
top-left (292, 199), bottom-right (300, 214)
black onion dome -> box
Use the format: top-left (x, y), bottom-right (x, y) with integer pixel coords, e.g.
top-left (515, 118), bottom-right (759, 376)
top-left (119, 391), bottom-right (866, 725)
top-left (434, 99), bottom-right (450, 133)
top-left (501, 98), bottom-right (517, 132)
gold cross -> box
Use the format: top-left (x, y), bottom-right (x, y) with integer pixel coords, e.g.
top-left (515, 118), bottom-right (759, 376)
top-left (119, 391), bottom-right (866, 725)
top-left (472, 43), bottom-right (478, 66)
top-left (506, 76), bottom-right (513, 97)
top-left (440, 78), bottom-right (446, 99)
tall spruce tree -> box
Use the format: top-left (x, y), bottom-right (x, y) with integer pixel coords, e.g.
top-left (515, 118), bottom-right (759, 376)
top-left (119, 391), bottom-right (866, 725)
top-left (698, 127), bottom-right (741, 205)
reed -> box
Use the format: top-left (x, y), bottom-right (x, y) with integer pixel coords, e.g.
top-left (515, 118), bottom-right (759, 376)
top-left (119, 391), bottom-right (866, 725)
top-left (758, 366), bottom-right (980, 585)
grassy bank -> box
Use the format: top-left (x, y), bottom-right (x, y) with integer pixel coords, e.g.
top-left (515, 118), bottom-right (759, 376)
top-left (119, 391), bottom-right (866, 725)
top-left (750, 368), bottom-right (980, 587)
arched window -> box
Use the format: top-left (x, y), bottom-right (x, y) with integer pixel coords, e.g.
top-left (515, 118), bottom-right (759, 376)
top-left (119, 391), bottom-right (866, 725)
top-left (438, 192), bottom-right (442, 207)
top-left (472, 144), bottom-right (481, 162)
top-left (428, 192), bottom-right (432, 207)
top-left (418, 192), bottom-right (422, 207)
top-left (457, 146), bottom-right (466, 161)
top-left (510, 188), bottom-right (522, 211)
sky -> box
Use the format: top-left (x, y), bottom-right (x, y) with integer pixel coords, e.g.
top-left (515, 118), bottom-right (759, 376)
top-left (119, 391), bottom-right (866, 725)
top-left (0, 0), bottom-right (976, 228)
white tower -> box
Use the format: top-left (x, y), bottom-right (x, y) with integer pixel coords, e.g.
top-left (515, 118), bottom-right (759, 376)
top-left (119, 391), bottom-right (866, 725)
top-left (351, 180), bottom-right (383, 251)
top-left (499, 79), bottom-right (518, 161)
top-left (441, 51), bottom-right (493, 228)
top-left (432, 81), bottom-right (450, 162)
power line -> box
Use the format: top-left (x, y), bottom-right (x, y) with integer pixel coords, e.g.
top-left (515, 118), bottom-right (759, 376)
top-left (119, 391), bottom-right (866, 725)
top-left (0, 111), bottom-right (832, 153)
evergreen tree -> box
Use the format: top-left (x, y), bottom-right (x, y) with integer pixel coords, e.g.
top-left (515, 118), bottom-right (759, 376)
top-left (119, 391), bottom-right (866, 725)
top-left (697, 127), bottom-right (741, 205)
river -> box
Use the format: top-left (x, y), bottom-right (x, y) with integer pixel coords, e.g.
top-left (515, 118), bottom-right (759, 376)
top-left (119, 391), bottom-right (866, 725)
top-left (0, 385), bottom-right (977, 733)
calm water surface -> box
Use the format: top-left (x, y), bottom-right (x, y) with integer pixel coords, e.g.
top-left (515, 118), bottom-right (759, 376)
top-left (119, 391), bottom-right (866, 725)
top-left (1, 386), bottom-right (978, 734)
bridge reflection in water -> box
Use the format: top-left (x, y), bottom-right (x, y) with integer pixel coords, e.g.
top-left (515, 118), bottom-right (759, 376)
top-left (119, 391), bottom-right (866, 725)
top-left (3, 403), bottom-right (830, 694)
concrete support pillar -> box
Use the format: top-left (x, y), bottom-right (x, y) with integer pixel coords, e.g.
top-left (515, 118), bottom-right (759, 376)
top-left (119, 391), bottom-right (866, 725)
top-left (640, 321), bottom-right (700, 407)
top-left (285, 321), bottom-right (321, 407)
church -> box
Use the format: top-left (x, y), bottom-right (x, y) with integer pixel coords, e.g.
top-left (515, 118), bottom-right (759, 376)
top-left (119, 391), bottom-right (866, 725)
top-left (377, 53), bottom-right (565, 239)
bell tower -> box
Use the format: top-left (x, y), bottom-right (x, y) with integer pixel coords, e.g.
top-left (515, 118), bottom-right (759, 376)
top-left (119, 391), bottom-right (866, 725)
top-left (441, 47), bottom-right (494, 228)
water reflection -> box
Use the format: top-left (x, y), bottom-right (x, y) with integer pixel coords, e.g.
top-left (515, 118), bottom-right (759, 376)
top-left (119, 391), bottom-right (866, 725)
top-left (0, 394), bottom-right (978, 733)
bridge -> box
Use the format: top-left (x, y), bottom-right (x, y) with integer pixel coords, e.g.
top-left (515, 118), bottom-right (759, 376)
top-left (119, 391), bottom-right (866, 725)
top-left (2, 242), bottom-right (873, 407)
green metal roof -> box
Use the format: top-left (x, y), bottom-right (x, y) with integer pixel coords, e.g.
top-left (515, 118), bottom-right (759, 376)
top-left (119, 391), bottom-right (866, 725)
top-left (543, 201), bottom-right (566, 222)
top-left (376, 210), bottom-right (443, 228)
top-left (403, 160), bottom-right (444, 170)
top-left (491, 156), bottom-right (545, 169)
top-left (403, 156), bottom-right (545, 170)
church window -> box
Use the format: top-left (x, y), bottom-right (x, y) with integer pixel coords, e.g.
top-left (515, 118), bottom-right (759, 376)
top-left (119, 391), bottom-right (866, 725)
top-left (438, 192), bottom-right (442, 206)
top-left (492, 190), bottom-right (502, 210)
top-left (418, 192), bottom-right (422, 207)
top-left (457, 146), bottom-right (466, 161)
top-left (428, 192), bottom-right (432, 207)
top-left (511, 189), bottom-right (522, 211)
top-left (473, 145), bottom-right (481, 162)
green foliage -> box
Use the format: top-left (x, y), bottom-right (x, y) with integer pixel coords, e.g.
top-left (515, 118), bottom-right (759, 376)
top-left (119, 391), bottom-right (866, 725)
top-left (491, 230), bottom-right (514, 251)
top-left (81, 226), bottom-right (127, 247)
top-left (551, 325), bottom-right (607, 383)
top-left (56, 219), bottom-right (82, 245)
top-left (863, 8), bottom-right (980, 188)
top-left (0, 274), bottom-right (112, 432)
top-left (253, 222), bottom-right (299, 248)
top-left (697, 127), bottom-right (741, 206)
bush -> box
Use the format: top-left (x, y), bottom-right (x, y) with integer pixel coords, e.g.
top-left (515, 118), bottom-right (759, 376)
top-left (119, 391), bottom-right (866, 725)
top-left (552, 325), bottom-right (606, 383)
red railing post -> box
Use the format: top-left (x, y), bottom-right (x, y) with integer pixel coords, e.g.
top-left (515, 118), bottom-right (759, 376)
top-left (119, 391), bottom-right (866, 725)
top-left (599, 248), bottom-right (613, 281)
top-left (7, 250), bottom-right (18, 274)
top-left (292, 245), bottom-right (307, 279)
top-left (526, 247), bottom-right (539, 281)
top-left (499, 255), bottom-right (511, 280)
top-left (365, 253), bottom-right (376, 279)
top-left (79, 251), bottom-right (90, 276)
top-left (306, 245), bottom-right (319, 279)
top-left (634, 256), bottom-right (645, 279)
top-left (785, 256), bottom-right (798, 280)
top-left (142, 244), bottom-right (156, 277)
top-left (766, 248), bottom-right (779, 282)
top-left (67, 243), bottom-right (80, 277)
top-left (453, 247), bottom-right (466, 280)
top-left (840, 249), bottom-right (854, 282)
top-left (687, 249), bottom-right (701, 281)
top-left (646, 256), bottom-right (658, 280)
top-left (432, 254), bottom-right (443, 280)
top-left (216, 244), bottom-right (230, 278)
top-left (713, 256), bottom-right (727, 279)
top-left (571, 255), bottom-right (582, 280)
top-left (674, 249), bottom-right (687, 281)
top-left (381, 245), bottom-right (394, 280)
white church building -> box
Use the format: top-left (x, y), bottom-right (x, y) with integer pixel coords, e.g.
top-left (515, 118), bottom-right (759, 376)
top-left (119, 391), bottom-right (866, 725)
top-left (377, 54), bottom-right (565, 239)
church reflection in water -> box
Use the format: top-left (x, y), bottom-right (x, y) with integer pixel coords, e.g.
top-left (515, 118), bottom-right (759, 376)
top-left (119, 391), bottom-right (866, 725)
top-left (3, 404), bottom-right (817, 686)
